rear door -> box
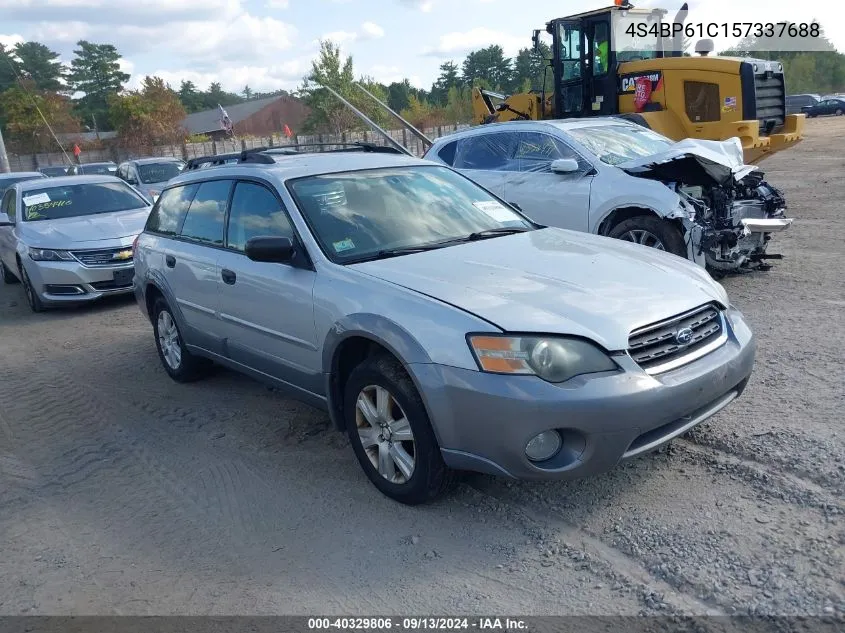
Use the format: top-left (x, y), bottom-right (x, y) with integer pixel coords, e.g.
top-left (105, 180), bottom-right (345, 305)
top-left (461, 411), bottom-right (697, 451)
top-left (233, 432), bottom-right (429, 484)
top-left (450, 131), bottom-right (519, 198)
top-left (503, 131), bottom-right (593, 231)
top-left (0, 189), bottom-right (18, 272)
top-left (215, 179), bottom-right (320, 394)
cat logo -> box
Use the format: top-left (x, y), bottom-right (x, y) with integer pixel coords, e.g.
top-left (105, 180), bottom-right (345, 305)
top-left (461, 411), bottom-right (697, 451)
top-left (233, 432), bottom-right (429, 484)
top-left (620, 72), bottom-right (662, 93)
top-left (113, 249), bottom-right (134, 261)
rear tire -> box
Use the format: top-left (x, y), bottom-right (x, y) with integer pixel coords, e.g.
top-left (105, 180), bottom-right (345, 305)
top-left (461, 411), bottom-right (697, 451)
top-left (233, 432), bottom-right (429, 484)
top-left (343, 353), bottom-right (456, 505)
top-left (836, 109), bottom-right (843, 116)
top-left (152, 298), bottom-right (210, 382)
top-left (609, 215), bottom-right (687, 258)
top-left (1, 259), bottom-right (19, 284)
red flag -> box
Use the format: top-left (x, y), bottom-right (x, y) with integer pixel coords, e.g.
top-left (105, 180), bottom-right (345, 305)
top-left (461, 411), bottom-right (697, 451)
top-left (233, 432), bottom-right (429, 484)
top-left (633, 76), bottom-right (653, 112)
top-left (73, 144), bottom-right (81, 157)
top-left (283, 124), bottom-right (293, 138)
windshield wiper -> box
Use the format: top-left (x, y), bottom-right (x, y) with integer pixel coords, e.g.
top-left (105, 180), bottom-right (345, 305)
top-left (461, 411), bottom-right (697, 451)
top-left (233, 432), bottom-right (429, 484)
top-left (463, 226), bottom-right (532, 241)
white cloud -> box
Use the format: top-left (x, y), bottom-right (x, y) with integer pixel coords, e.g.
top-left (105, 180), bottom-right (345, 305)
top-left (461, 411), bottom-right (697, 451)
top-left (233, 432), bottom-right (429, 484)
top-left (0, 0), bottom-right (243, 23)
top-left (140, 57), bottom-right (311, 93)
top-left (0, 33), bottom-right (25, 48)
top-left (423, 27), bottom-right (526, 57)
top-left (396, 0), bottom-right (433, 11)
top-left (320, 30), bottom-right (358, 45)
top-left (361, 21), bottom-right (385, 39)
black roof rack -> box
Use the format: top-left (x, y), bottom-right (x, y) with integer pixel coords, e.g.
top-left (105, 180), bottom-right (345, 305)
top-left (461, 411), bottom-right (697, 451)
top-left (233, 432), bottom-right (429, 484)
top-left (182, 141), bottom-right (404, 172)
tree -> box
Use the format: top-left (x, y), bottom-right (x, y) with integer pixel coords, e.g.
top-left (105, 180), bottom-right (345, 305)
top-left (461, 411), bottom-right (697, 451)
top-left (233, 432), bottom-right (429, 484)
top-left (0, 80), bottom-right (80, 153)
top-left (199, 81), bottom-right (243, 110)
top-left (178, 80), bottom-right (205, 113)
top-left (0, 43), bottom-right (21, 93)
top-left (243, 85), bottom-right (253, 100)
top-left (66, 40), bottom-right (130, 130)
top-left (387, 79), bottom-right (413, 112)
top-left (297, 39), bottom-right (390, 134)
top-left (512, 42), bottom-right (551, 93)
top-left (430, 60), bottom-right (460, 105)
top-left (109, 75), bottom-right (187, 150)
top-left (14, 42), bottom-right (65, 92)
top-left (461, 46), bottom-right (513, 92)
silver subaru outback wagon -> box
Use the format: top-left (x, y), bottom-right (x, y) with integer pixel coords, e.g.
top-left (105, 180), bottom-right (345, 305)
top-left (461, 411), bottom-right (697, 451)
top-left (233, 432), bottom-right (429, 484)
top-left (133, 150), bottom-right (756, 505)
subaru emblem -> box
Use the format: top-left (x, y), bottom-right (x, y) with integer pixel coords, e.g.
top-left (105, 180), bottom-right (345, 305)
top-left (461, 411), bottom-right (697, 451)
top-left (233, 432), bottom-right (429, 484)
top-left (675, 327), bottom-right (694, 346)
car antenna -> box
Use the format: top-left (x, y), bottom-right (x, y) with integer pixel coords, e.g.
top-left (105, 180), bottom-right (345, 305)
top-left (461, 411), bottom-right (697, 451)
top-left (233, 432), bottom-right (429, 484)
top-left (317, 83), bottom-right (414, 156)
top-left (352, 82), bottom-right (433, 150)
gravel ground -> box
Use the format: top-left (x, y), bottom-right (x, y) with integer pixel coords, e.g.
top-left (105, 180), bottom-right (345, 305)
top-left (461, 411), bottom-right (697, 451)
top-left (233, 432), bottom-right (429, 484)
top-left (0, 117), bottom-right (842, 617)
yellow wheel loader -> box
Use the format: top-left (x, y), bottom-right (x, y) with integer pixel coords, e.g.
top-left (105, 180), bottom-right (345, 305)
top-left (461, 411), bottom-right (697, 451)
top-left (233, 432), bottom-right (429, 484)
top-left (472, 1), bottom-right (805, 163)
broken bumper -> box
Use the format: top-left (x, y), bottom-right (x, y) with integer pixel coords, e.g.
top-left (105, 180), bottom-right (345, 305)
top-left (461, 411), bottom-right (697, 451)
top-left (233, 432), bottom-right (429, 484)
top-left (741, 217), bottom-right (794, 233)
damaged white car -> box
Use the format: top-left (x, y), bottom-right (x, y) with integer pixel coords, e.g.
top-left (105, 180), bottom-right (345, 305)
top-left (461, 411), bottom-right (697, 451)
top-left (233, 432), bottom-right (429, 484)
top-left (423, 118), bottom-right (792, 274)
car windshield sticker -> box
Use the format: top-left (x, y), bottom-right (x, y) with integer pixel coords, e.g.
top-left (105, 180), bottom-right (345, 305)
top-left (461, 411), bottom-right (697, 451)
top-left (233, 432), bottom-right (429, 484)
top-left (25, 199), bottom-right (72, 220)
top-left (23, 193), bottom-right (51, 206)
top-left (473, 200), bottom-right (516, 222)
top-left (333, 238), bottom-right (356, 252)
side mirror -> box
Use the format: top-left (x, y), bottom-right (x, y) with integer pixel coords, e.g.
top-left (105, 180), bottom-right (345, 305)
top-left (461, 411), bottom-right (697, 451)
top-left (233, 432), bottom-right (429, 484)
top-left (550, 158), bottom-right (580, 174)
top-left (245, 236), bottom-right (295, 264)
top-left (127, 177), bottom-right (138, 185)
top-left (0, 212), bottom-right (11, 227)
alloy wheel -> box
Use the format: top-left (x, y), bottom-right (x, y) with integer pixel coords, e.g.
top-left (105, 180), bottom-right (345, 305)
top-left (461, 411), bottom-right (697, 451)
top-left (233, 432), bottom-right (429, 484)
top-left (618, 229), bottom-right (666, 250)
top-left (157, 310), bottom-right (182, 370)
top-left (355, 385), bottom-right (416, 484)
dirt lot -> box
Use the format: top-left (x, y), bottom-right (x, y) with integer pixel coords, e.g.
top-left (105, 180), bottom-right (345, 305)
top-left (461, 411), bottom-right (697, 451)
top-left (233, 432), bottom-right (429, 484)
top-left (0, 117), bottom-right (843, 617)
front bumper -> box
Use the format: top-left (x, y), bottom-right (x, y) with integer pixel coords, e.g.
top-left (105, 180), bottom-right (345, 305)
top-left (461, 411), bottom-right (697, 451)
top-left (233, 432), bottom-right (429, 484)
top-left (412, 306), bottom-right (756, 481)
top-left (24, 258), bottom-right (135, 304)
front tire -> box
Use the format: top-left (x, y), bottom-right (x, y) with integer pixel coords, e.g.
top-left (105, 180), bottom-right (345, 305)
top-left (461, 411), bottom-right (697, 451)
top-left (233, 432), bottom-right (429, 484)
top-left (609, 215), bottom-right (687, 258)
top-left (343, 354), bottom-right (455, 505)
top-left (1, 259), bottom-right (19, 284)
top-left (152, 298), bottom-right (210, 382)
top-left (836, 108), bottom-right (843, 116)
top-left (19, 263), bottom-right (44, 312)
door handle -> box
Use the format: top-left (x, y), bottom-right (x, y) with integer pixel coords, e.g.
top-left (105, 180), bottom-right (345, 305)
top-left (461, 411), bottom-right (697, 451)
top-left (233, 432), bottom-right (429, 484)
top-left (165, 255), bottom-right (176, 268)
top-left (221, 269), bottom-right (237, 285)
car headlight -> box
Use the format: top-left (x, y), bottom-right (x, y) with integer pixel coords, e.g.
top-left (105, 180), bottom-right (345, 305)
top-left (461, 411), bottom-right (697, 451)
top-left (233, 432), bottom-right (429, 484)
top-left (28, 248), bottom-right (75, 262)
top-left (468, 334), bottom-right (618, 383)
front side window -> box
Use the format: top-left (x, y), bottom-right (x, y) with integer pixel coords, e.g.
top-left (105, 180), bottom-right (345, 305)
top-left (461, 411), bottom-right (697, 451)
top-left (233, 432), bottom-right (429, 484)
top-left (288, 165), bottom-right (532, 264)
top-left (684, 81), bottom-right (721, 123)
top-left (178, 179), bottom-right (232, 245)
top-left (227, 181), bottom-right (293, 252)
top-left (564, 123), bottom-right (673, 165)
top-left (453, 133), bottom-right (519, 171)
top-left (146, 184), bottom-right (198, 235)
top-left (21, 182), bottom-right (149, 222)
top-left (515, 132), bottom-right (583, 173)
top-left (138, 162), bottom-right (184, 184)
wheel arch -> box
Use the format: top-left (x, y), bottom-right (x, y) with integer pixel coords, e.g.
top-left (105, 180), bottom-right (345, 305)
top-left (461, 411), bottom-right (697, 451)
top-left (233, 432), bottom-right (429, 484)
top-left (597, 205), bottom-right (668, 236)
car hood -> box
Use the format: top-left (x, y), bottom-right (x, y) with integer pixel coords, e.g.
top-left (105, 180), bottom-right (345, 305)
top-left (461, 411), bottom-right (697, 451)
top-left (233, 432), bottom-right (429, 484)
top-left (350, 228), bottom-right (728, 351)
top-left (20, 207), bottom-right (150, 249)
top-left (618, 137), bottom-right (758, 187)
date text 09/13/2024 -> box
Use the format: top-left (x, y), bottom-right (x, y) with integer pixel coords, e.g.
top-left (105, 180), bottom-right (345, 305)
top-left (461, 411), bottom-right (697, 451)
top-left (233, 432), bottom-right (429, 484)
top-left (307, 617), bottom-right (527, 630)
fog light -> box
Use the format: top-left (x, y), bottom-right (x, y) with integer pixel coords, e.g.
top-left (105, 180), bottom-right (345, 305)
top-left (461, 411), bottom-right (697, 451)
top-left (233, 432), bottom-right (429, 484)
top-left (525, 431), bottom-right (562, 462)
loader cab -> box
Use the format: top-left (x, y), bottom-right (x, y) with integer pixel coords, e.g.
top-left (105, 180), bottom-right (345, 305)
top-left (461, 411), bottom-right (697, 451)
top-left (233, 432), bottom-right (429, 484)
top-left (545, 4), bottom-right (671, 118)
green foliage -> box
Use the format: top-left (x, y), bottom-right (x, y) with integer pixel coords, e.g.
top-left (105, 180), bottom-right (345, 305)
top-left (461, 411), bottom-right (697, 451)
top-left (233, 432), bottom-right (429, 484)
top-left (66, 40), bottom-right (130, 130)
top-left (462, 46), bottom-right (513, 92)
top-left (13, 42), bottom-right (65, 92)
top-left (0, 44), bottom-right (19, 93)
top-left (109, 76), bottom-right (187, 149)
top-left (512, 42), bottom-right (552, 93)
top-left (430, 61), bottom-right (461, 106)
top-left (0, 80), bottom-right (80, 152)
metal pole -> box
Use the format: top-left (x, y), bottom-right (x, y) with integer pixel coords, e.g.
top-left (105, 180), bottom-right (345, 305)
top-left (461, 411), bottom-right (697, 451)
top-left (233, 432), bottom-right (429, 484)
top-left (353, 82), bottom-right (433, 147)
top-left (0, 126), bottom-right (10, 173)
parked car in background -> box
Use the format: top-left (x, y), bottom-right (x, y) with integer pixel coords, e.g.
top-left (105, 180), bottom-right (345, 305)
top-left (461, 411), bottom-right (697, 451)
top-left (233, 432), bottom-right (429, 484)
top-left (38, 166), bottom-right (70, 177)
top-left (0, 172), bottom-right (47, 197)
top-left (785, 94), bottom-right (819, 115)
top-left (66, 161), bottom-right (118, 176)
top-left (0, 175), bottom-right (152, 312)
top-left (133, 150), bottom-right (756, 504)
top-left (424, 119), bottom-right (791, 274)
top-left (116, 157), bottom-right (185, 202)
top-left (802, 98), bottom-right (845, 118)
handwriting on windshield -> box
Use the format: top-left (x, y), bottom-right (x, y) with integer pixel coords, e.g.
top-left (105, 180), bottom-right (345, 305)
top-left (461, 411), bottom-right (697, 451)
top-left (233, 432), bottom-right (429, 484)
top-left (26, 200), bottom-right (71, 219)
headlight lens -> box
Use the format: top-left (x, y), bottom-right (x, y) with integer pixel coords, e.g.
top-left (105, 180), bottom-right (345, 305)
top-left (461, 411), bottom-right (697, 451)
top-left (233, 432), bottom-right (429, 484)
top-left (468, 335), bottom-right (618, 383)
top-left (29, 248), bottom-right (75, 262)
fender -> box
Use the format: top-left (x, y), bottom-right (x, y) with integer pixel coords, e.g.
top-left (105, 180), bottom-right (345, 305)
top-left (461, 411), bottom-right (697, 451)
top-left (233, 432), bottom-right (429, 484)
top-left (322, 313), bottom-right (434, 431)
top-left (141, 268), bottom-right (189, 333)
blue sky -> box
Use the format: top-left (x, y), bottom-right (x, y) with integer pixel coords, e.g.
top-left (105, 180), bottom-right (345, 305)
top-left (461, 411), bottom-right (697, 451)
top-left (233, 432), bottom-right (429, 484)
top-left (1, 0), bottom-right (841, 95)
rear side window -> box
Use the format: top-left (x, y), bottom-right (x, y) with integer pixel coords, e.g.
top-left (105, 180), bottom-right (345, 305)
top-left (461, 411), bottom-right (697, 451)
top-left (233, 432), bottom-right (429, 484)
top-left (178, 179), bottom-right (232, 246)
top-left (146, 184), bottom-right (198, 235)
top-left (1, 190), bottom-right (15, 222)
top-left (227, 181), bottom-right (293, 252)
top-left (684, 81), bottom-right (720, 123)
top-left (436, 141), bottom-right (457, 166)
top-left (453, 132), bottom-right (519, 171)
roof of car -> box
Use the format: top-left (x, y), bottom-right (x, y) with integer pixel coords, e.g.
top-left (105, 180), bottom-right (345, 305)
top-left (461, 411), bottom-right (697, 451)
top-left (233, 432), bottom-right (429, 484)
top-left (0, 171), bottom-right (44, 180)
top-left (16, 174), bottom-right (125, 192)
top-left (431, 117), bottom-right (639, 145)
top-left (127, 157), bottom-right (184, 165)
top-left (168, 152), bottom-right (430, 187)
top-left (78, 161), bottom-right (117, 166)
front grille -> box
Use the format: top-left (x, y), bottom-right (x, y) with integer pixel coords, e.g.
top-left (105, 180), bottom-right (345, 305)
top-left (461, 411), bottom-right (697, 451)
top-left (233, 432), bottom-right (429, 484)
top-left (71, 247), bottom-right (133, 267)
top-left (755, 73), bottom-right (785, 131)
top-left (90, 278), bottom-right (133, 291)
top-left (628, 304), bottom-right (726, 374)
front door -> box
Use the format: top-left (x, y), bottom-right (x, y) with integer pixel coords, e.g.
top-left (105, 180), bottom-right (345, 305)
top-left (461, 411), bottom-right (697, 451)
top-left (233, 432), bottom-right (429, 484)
top-left (215, 179), bottom-right (321, 396)
top-left (503, 131), bottom-right (593, 231)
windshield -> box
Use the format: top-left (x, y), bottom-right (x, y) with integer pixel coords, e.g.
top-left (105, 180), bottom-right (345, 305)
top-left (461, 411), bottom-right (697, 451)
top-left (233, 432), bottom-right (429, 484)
top-left (138, 162), bottom-right (184, 184)
top-left (21, 182), bottom-right (149, 222)
top-left (82, 164), bottom-right (117, 175)
top-left (288, 165), bottom-right (533, 264)
top-left (565, 124), bottom-right (673, 165)
top-left (0, 175), bottom-right (45, 196)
